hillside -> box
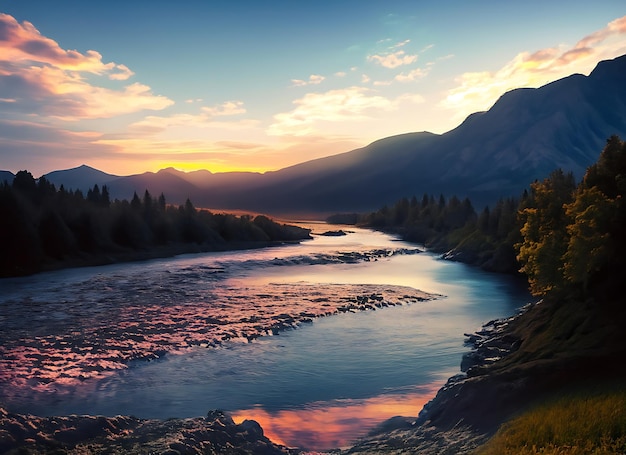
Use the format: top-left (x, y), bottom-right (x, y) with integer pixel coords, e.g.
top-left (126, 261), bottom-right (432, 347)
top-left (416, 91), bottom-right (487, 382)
top-left (15, 54), bottom-right (626, 216)
top-left (206, 54), bottom-right (626, 213)
top-left (346, 136), bottom-right (626, 454)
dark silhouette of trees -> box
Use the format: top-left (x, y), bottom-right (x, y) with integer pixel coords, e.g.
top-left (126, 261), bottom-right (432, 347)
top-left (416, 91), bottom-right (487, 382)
top-left (352, 191), bottom-right (520, 272)
top-left (0, 179), bottom-right (311, 277)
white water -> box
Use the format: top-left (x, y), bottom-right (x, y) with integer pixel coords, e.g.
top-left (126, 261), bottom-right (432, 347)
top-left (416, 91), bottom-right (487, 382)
top-left (0, 224), bottom-right (530, 449)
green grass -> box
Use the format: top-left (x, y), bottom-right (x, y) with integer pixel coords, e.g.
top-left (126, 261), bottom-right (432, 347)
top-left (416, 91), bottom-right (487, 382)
top-left (475, 389), bottom-right (626, 455)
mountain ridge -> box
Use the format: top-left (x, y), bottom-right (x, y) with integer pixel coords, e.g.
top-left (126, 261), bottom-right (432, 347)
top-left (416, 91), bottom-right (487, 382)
top-left (4, 54), bottom-right (626, 215)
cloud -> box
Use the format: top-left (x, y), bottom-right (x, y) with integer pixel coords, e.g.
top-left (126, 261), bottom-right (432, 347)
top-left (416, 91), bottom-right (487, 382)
top-left (268, 87), bottom-right (393, 136)
top-left (201, 100), bottom-right (246, 117)
top-left (394, 67), bottom-right (427, 82)
top-left (109, 64), bottom-right (135, 81)
top-left (442, 14), bottom-right (626, 118)
top-left (129, 101), bottom-right (250, 134)
top-left (0, 119), bottom-right (118, 175)
top-left (367, 40), bottom-right (417, 69)
top-left (368, 50), bottom-right (417, 68)
top-left (0, 13), bottom-right (172, 120)
top-left (291, 74), bottom-right (326, 87)
top-left (268, 86), bottom-right (424, 137)
top-left (0, 14), bottom-right (129, 77)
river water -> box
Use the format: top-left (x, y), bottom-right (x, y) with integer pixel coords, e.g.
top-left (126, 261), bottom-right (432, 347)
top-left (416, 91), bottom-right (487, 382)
top-left (0, 224), bottom-right (530, 450)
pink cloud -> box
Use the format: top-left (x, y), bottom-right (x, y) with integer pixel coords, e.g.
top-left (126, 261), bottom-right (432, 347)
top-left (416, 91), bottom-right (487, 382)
top-left (0, 13), bottom-right (171, 120)
top-left (442, 14), bottom-right (626, 119)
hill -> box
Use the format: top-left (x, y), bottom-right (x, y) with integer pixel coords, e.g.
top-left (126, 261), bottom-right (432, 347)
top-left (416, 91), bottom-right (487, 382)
top-left (0, 170), bottom-right (13, 184)
top-left (44, 164), bottom-right (118, 193)
top-left (345, 135), bottom-right (626, 454)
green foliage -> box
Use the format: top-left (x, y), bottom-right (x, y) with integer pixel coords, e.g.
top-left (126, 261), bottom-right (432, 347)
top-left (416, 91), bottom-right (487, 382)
top-left (516, 136), bottom-right (626, 298)
top-left (515, 170), bottom-right (576, 296)
top-left (475, 389), bottom-right (626, 455)
top-left (0, 178), bottom-right (311, 277)
top-left (353, 193), bottom-right (521, 273)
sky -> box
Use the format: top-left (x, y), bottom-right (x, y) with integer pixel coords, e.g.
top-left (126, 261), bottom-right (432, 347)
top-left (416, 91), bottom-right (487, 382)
top-left (1, 1), bottom-right (625, 177)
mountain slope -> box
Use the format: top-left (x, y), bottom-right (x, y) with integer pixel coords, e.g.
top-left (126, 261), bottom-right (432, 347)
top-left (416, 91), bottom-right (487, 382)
top-left (28, 55), bottom-right (626, 215)
top-left (0, 170), bottom-right (14, 184)
top-left (209, 54), bottom-right (626, 214)
top-left (43, 165), bottom-right (118, 193)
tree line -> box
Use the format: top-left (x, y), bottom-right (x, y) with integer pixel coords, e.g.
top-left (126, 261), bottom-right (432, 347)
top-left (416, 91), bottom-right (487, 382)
top-left (0, 172), bottom-right (310, 277)
top-left (517, 135), bottom-right (626, 299)
top-left (330, 192), bottom-right (522, 273)
top-left (333, 135), bottom-right (626, 295)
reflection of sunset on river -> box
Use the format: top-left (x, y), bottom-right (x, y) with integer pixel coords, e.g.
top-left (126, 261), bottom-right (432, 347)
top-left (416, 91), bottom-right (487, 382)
top-left (233, 386), bottom-right (442, 450)
top-left (0, 278), bottom-right (434, 394)
top-left (1, 226), bottom-right (529, 448)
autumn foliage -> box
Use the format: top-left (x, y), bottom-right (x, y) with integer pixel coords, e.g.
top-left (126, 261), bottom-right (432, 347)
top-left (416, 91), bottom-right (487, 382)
top-left (516, 135), bottom-right (626, 297)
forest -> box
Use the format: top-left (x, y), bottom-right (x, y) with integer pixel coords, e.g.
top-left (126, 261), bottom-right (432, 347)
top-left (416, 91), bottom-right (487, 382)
top-left (329, 189), bottom-right (522, 273)
top-left (0, 172), bottom-right (310, 277)
top-left (336, 135), bottom-right (626, 302)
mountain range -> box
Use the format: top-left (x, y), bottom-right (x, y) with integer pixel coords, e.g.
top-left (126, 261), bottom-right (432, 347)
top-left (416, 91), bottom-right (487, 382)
top-left (4, 54), bottom-right (626, 216)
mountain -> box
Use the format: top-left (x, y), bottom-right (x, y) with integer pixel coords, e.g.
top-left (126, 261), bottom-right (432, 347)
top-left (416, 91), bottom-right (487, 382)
top-left (43, 165), bottom-right (118, 193)
top-left (0, 170), bottom-right (14, 184)
top-left (32, 55), bottom-right (626, 215)
top-left (104, 168), bottom-right (199, 203)
top-left (203, 54), bottom-right (626, 214)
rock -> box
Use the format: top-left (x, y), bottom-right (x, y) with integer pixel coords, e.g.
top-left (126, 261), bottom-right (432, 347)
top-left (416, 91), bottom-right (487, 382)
top-left (238, 419), bottom-right (264, 438)
top-left (0, 408), bottom-right (295, 454)
top-left (319, 229), bottom-right (349, 236)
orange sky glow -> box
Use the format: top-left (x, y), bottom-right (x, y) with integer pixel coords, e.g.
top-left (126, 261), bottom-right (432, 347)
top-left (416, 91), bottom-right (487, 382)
top-left (1, 5), bottom-right (625, 176)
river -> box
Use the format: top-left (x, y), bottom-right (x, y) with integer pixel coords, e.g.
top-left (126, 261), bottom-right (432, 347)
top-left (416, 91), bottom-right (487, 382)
top-left (0, 223), bottom-right (530, 450)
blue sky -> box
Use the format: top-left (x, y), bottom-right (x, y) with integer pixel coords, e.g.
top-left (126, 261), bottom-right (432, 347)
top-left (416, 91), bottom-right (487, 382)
top-left (1, 1), bottom-right (625, 175)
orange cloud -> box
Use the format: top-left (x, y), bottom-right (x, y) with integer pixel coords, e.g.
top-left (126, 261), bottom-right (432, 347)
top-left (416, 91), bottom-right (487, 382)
top-left (442, 14), bottom-right (626, 120)
top-left (0, 13), bottom-right (171, 120)
top-left (0, 13), bottom-right (128, 77)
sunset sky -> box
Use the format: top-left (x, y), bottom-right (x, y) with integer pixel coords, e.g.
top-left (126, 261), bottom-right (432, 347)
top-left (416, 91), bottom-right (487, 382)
top-left (1, 1), bottom-right (625, 177)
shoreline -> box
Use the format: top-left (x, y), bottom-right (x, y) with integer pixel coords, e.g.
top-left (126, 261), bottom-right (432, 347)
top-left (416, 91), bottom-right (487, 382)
top-left (4, 239), bottom-right (308, 279)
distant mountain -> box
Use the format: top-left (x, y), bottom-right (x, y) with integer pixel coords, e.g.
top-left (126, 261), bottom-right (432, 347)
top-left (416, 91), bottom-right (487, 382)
top-left (43, 165), bottom-right (118, 193)
top-left (33, 55), bottom-right (626, 215)
top-left (0, 170), bottom-right (14, 184)
top-left (203, 54), bottom-right (626, 214)
top-left (105, 168), bottom-right (199, 203)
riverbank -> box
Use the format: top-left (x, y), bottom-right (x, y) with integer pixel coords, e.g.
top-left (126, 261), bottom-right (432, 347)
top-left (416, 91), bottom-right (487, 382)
top-left (34, 238), bottom-right (307, 276)
top-left (0, 408), bottom-right (297, 454)
top-left (344, 287), bottom-right (626, 454)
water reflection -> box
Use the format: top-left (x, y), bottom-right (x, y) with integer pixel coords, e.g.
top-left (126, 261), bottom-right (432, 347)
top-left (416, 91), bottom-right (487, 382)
top-left (233, 384), bottom-right (445, 450)
top-left (0, 225), bottom-right (531, 449)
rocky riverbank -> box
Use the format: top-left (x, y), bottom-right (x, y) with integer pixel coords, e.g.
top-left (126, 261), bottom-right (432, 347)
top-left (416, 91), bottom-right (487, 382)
top-left (342, 305), bottom-right (529, 454)
top-left (345, 284), bottom-right (626, 454)
top-left (0, 408), bottom-right (296, 455)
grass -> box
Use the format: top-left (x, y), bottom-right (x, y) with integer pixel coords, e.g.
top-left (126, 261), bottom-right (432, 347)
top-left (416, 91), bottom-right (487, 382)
top-left (474, 388), bottom-right (626, 455)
